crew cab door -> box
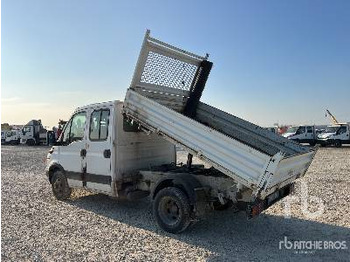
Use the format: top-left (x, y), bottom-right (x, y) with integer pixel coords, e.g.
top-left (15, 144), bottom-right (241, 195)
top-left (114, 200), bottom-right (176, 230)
top-left (295, 126), bottom-right (306, 140)
top-left (58, 111), bottom-right (87, 188)
top-left (85, 107), bottom-right (113, 194)
top-left (306, 126), bottom-right (314, 140)
top-left (21, 126), bottom-right (33, 142)
top-left (335, 126), bottom-right (349, 141)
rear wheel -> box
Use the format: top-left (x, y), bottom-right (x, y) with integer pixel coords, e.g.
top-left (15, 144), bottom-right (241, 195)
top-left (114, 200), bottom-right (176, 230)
top-left (51, 170), bottom-right (71, 200)
top-left (153, 187), bottom-right (192, 234)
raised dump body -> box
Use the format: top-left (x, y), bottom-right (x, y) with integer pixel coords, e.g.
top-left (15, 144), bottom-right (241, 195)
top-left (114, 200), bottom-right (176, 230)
top-left (123, 30), bottom-right (316, 199)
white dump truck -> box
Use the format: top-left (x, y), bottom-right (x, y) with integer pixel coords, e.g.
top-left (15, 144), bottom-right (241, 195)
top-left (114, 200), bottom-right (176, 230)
top-left (21, 119), bottom-right (48, 145)
top-left (46, 31), bottom-right (316, 233)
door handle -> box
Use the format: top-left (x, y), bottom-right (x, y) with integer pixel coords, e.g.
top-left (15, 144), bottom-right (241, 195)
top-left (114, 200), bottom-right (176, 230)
top-left (104, 149), bottom-right (111, 158)
top-left (80, 149), bottom-right (87, 157)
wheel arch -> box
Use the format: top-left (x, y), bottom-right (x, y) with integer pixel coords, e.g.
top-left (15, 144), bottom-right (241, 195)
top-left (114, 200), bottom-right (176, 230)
top-left (151, 173), bottom-right (205, 206)
top-left (47, 163), bottom-right (65, 183)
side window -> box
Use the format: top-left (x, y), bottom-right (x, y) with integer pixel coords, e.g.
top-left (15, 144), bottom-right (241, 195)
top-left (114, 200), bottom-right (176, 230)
top-left (90, 111), bottom-right (101, 140)
top-left (89, 109), bottom-right (110, 141)
top-left (70, 112), bottom-right (87, 141)
top-left (338, 126), bottom-right (346, 134)
top-left (61, 112), bottom-right (86, 144)
top-left (307, 127), bottom-right (313, 133)
top-left (100, 110), bottom-right (109, 140)
top-left (296, 127), bottom-right (305, 134)
top-left (62, 119), bottom-right (72, 144)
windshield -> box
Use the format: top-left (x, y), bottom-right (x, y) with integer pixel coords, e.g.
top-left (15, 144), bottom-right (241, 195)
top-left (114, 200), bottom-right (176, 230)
top-left (324, 126), bottom-right (339, 133)
top-left (23, 126), bottom-right (31, 133)
top-left (286, 126), bottom-right (298, 133)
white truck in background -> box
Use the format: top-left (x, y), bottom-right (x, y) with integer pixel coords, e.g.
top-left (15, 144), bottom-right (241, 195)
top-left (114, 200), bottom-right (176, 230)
top-left (282, 125), bottom-right (318, 146)
top-left (20, 120), bottom-right (49, 145)
top-left (45, 30), bottom-right (316, 233)
top-left (4, 130), bottom-right (21, 145)
top-left (1, 131), bottom-right (8, 144)
top-left (317, 124), bottom-right (350, 147)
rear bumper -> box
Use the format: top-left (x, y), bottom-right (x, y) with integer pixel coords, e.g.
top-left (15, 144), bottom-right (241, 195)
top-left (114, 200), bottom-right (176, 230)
top-left (246, 183), bottom-right (294, 219)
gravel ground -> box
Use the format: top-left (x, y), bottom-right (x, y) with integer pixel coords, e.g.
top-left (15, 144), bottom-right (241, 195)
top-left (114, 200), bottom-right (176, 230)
top-left (1, 145), bottom-right (350, 261)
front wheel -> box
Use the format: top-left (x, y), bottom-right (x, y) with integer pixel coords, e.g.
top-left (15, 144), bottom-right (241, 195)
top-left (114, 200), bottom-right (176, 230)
top-left (334, 140), bottom-right (342, 147)
top-left (51, 170), bottom-right (71, 200)
top-left (26, 139), bottom-right (35, 146)
top-left (153, 187), bottom-right (192, 234)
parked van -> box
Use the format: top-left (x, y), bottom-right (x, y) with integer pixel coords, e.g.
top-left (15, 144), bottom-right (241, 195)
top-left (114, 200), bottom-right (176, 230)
top-left (282, 125), bottom-right (317, 146)
top-left (317, 124), bottom-right (350, 147)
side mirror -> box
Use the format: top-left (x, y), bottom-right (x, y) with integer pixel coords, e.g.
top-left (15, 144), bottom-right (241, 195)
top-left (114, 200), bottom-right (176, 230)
top-left (54, 134), bottom-right (65, 146)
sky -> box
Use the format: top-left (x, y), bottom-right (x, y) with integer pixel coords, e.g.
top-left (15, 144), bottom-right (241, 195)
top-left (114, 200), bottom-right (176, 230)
top-left (2, 0), bottom-right (350, 128)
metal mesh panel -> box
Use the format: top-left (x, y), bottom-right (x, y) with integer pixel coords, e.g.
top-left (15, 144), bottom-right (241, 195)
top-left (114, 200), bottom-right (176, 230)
top-left (140, 51), bottom-right (198, 91)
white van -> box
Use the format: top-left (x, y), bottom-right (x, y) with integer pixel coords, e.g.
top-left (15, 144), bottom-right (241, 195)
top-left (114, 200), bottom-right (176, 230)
top-left (282, 125), bottom-right (317, 146)
top-left (317, 124), bottom-right (350, 147)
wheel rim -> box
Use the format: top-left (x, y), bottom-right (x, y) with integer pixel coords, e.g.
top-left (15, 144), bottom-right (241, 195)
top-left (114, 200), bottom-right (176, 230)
top-left (159, 196), bottom-right (181, 226)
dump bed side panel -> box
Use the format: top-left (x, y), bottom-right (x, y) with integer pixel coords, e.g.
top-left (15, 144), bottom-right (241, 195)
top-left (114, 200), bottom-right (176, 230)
top-left (124, 90), bottom-right (317, 198)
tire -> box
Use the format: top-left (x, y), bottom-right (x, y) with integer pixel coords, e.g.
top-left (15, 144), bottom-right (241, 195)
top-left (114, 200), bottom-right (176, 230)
top-left (213, 200), bottom-right (233, 211)
top-left (153, 187), bottom-right (192, 234)
top-left (309, 142), bottom-right (316, 147)
top-left (26, 139), bottom-right (35, 146)
top-left (334, 140), bottom-right (342, 148)
top-left (51, 170), bottom-right (71, 200)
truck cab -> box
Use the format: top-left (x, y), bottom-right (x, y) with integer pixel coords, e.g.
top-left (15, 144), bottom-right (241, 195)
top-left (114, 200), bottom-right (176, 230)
top-left (46, 101), bottom-right (175, 196)
top-left (282, 125), bottom-right (316, 146)
top-left (20, 120), bottom-right (47, 145)
top-left (317, 124), bottom-right (350, 147)
top-left (5, 130), bottom-right (21, 145)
